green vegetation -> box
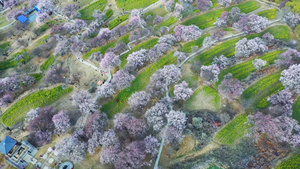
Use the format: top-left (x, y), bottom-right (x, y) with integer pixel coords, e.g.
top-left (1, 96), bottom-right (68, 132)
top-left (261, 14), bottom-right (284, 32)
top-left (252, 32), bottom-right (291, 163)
top-left (35, 34), bottom-right (50, 46)
top-left (155, 16), bottom-right (178, 31)
top-left (0, 15), bottom-right (11, 27)
top-left (286, 0), bottom-right (300, 14)
top-left (211, 0), bottom-right (220, 8)
top-left (79, 0), bottom-right (107, 20)
top-left (40, 55), bottom-right (55, 70)
top-left (105, 9), bottom-right (114, 20)
top-left (0, 50), bottom-right (31, 71)
top-left (1, 86), bottom-right (73, 127)
top-left (241, 71), bottom-right (284, 109)
top-left (83, 34), bottom-right (130, 60)
top-left (181, 34), bottom-right (210, 53)
top-left (109, 14), bottom-right (129, 29)
top-left (185, 86), bottom-right (221, 111)
top-left (29, 73), bottom-right (43, 81)
top-left (193, 25), bottom-right (290, 65)
top-left (257, 8), bottom-right (278, 20)
top-left (215, 113), bottom-right (251, 144)
top-left (36, 20), bottom-right (57, 34)
top-left (292, 97), bottom-right (300, 123)
top-left (144, 6), bottom-right (167, 17)
top-left (116, 0), bottom-right (158, 10)
top-left (0, 42), bottom-right (10, 55)
top-left (217, 50), bottom-right (285, 85)
top-left (183, 1), bottom-right (260, 29)
top-left (102, 52), bottom-right (177, 118)
top-left (296, 24), bottom-right (300, 38)
top-left (208, 164), bottom-right (222, 169)
top-left (276, 154), bottom-right (300, 169)
top-left (120, 38), bottom-right (159, 68)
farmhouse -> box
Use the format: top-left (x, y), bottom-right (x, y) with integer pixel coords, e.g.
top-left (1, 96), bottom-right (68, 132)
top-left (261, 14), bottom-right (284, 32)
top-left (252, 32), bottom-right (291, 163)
top-left (0, 136), bottom-right (38, 168)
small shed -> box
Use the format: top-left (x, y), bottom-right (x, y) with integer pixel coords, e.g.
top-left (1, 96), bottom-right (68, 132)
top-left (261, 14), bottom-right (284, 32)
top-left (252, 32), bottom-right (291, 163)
top-left (17, 15), bottom-right (28, 23)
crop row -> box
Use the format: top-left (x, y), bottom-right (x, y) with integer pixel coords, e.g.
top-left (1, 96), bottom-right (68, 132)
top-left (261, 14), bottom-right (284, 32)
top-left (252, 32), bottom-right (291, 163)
top-left (109, 14), bottom-right (129, 30)
top-left (181, 34), bottom-right (210, 53)
top-left (116, 0), bottom-right (158, 10)
top-left (183, 1), bottom-right (260, 29)
top-left (40, 55), bottom-right (56, 70)
top-left (83, 34), bottom-right (130, 60)
top-left (215, 113), bottom-right (251, 144)
top-left (257, 8), bottom-right (278, 20)
top-left (155, 16), bottom-right (178, 31)
top-left (101, 52), bottom-right (177, 118)
top-left (217, 50), bottom-right (285, 85)
top-left (1, 86), bottom-right (73, 127)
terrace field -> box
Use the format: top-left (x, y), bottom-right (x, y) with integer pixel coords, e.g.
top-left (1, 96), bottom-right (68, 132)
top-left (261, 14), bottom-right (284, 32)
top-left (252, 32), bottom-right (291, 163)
top-left (102, 52), bottom-right (177, 117)
top-left (292, 97), bottom-right (300, 123)
top-left (183, 1), bottom-right (260, 29)
top-left (1, 86), bottom-right (73, 127)
top-left (215, 113), bottom-right (251, 144)
top-left (116, 0), bottom-right (159, 10)
top-left (257, 8), bottom-right (278, 20)
top-left (276, 154), bottom-right (300, 169)
top-left (79, 0), bottom-right (108, 20)
top-left (40, 55), bottom-right (56, 70)
top-left (241, 71), bottom-right (284, 109)
top-left (108, 14), bottom-right (129, 29)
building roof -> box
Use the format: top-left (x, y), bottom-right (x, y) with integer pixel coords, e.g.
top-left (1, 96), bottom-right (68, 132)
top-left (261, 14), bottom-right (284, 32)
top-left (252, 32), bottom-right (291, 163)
top-left (0, 136), bottom-right (17, 155)
top-left (17, 15), bottom-right (28, 23)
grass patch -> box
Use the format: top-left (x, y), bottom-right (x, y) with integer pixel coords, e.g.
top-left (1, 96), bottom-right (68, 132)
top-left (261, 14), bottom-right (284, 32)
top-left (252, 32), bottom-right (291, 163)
top-left (105, 9), bottom-right (114, 20)
top-left (193, 25), bottom-right (290, 65)
top-left (29, 73), bottom-right (43, 81)
top-left (217, 50), bottom-right (285, 85)
top-left (109, 14), bottom-right (129, 29)
top-left (116, 0), bottom-right (158, 10)
top-left (120, 38), bottom-right (159, 68)
top-left (40, 55), bottom-right (55, 70)
top-left (83, 34), bottom-right (130, 60)
top-left (144, 5), bottom-right (167, 17)
top-left (183, 1), bottom-right (260, 29)
top-left (276, 154), bottom-right (300, 169)
top-left (155, 16), bottom-right (178, 31)
top-left (257, 8), bottom-right (278, 20)
top-left (185, 86), bottom-right (221, 111)
top-left (215, 113), bottom-right (251, 144)
top-left (1, 86), bottom-right (73, 127)
top-left (296, 24), bottom-right (300, 38)
top-left (0, 42), bottom-right (10, 55)
top-left (292, 97), bottom-right (300, 124)
top-left (79, 0), bottom-right (108, 20)
top-left (241, 71), bottom-right (284, 109)
top-left (36, 20), bottom-right (57, 34)
top-left (0, 50), bottom-right (31, 71)
top-left (181, 34), bottom-right (210, 53)
top-left (101, 52), bottom-right (177, 118)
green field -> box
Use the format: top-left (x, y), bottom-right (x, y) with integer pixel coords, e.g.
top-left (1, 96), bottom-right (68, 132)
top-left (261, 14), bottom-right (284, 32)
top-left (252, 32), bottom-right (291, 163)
top-left (257, 8), bottom-right (278, 20)
top-left (40, 55), bottom-right (55, 70)
top-left (183, 1), bottom-right (260, 29)
top-left (83, 34), bottom-right (130, 60)
top-left (276, 154), bottom-right (300, 169)
top-left (215, 113), bottom-right (251, 144)
top-left (241, 71), bottom-right (284, 109)
top-left (79, 0), bottom-right (108, 20)
top-left (109, 14), bottom-right (129, 29)
top-left (0, 50), bottom-right (31, 71)
top-left (296, 24), bottom-right (300, 37)
top-left (1, 86), bottom-right (73, 127)
top-left (155, 16), bottom-right (178, 31)
top-left (0, 42), bottom-right (10, 55)
top-left (116, 0), bottom-right (158, 10)
top-left (105, 9), bottom-right (114, 20)
top-left (36, 20), bottom-right (60, 34)
top-left (144, 6), bottom-right (167, 18)
top-left (185, 86), bottom-right (221, 111)
top-left (35, 34), bottom-right (50, 46)
top-left (181, 34), bottom-right (210, 53)
top-left (101, 52), bottom-right (177, 118)
top-left (29, 73), bottom-right (43, 81)
top-left (292, 97), bottom-right (300, 124)
top-left (120, 38), bottom-right (159, 68)
top-left (193, 25), bottom-right (290, 65)
top-left (217, 50), bottom-right (285, 85)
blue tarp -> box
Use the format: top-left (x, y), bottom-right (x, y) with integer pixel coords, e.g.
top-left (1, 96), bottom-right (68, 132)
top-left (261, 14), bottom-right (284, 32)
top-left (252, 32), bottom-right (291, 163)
top-left (17, 15), bottom-right (28, 23)
top-left (34, 6), bottom-right (40, 11)
top-left (0, 136), bottom-right (17, 155)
